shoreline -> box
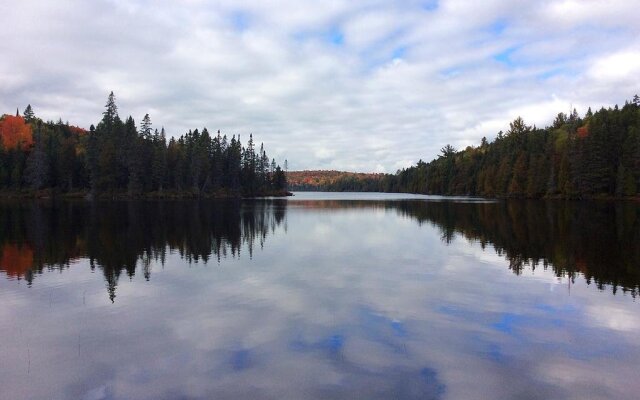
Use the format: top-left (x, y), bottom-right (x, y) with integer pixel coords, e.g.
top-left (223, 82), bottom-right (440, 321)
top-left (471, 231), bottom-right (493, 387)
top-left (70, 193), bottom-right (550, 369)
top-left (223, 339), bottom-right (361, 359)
top-left (2, 189), bottom-right (638, 202)
top-left (286, 189), bottom-right (640, 202)
top-left (0, 189), bottom-right (294, 200)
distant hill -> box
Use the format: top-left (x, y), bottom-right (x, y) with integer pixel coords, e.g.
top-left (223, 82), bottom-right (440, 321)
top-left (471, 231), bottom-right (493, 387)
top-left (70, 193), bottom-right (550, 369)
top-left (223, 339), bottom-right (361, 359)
top-left (287, 170), bottom-right (387, 191)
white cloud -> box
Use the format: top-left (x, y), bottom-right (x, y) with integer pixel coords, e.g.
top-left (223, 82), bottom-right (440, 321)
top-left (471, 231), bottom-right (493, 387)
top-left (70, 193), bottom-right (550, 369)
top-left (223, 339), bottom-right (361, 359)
top-left (588, 50), bottom-right (640, 83)
top-left (587, 304), bottom-right (640, 332)
top-left (0, 0), bottom-right (639, 171)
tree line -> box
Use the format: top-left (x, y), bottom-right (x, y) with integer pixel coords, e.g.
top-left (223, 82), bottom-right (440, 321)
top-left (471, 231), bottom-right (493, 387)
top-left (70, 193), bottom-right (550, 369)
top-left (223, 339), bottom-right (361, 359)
top-left (302, 96), bottom-right (640, 198)
top-left (0, 92), bottom-right (288, 197)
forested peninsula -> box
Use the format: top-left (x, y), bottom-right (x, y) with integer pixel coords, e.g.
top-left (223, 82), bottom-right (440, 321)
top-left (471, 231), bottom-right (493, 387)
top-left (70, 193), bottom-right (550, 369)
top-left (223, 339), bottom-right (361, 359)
top-left (0, 93), bottom-right (288, 198)
top-left (290, 96), bottom-right (640, 199)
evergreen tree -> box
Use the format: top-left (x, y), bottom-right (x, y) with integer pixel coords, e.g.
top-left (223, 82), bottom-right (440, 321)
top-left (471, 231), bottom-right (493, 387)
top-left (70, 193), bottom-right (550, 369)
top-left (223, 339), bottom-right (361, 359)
top-left (25, 125), bottom-right (49, 189)
top-left (151, 127), bottom-right (167, 191)
top-left (23, 104), bottom-right (35, 122)
top-left (102, 92), bottom-right (118, 127)
top-left (126, 116), bottom-right (143, 194)
top-left (242, 134), bottom-right (256, 195)
top-left (211, 130), bottom-right (223, 190)
top-left (140, 114), bottom-right (152, 140)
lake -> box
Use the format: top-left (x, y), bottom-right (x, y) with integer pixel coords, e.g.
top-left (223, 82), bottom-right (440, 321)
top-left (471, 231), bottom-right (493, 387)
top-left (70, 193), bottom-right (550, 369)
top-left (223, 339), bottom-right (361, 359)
top-left (0, 192), bottom-right (639, 399)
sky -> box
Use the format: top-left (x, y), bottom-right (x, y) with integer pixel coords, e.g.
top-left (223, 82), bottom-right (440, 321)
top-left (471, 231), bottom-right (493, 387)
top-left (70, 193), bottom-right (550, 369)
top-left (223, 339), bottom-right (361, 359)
top-left (1, 0), bottom-right (639, 172)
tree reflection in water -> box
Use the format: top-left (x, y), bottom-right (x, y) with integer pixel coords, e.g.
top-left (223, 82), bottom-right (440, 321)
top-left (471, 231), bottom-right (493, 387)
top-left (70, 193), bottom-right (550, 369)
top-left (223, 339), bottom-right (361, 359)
top-left (0, 198), bottom-right (638, 299)
top-left (0, 199), bottom-right (287, 302)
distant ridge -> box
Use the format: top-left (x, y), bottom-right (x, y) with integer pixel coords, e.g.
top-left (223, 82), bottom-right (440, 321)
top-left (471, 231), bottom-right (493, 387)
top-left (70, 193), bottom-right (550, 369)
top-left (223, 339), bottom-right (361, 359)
top-left (287, 170), bottom-right (387, 191)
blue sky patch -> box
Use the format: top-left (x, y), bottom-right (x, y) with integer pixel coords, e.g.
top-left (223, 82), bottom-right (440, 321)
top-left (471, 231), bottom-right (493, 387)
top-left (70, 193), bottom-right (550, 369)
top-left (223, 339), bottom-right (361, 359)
top-left (489, 19), bottom-right (507, 35)
top-left (392, 46), bottom-right (407, 60)
top-left (294, 26), bottom-right (345, 47)
top-left (493, 46), bottom-right (519, 67)
top-left (325, 26), bottom-right (344, 46)
top-left (537, 67), bottom-right (572, 81)
top-left (230, 11), bottom-right (250, 32)
top-left (422, 0), bottom-right (439, 11)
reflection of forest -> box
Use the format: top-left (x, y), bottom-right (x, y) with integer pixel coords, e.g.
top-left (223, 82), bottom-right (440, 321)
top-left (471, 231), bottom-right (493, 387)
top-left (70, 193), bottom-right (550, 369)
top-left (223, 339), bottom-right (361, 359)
top-left (0, 200), bottom-right (287, 301)
top-left (401, 200), bottom-right (640, 297)
top-left (291, 199), bottom-right (640, 296)
top-left (1, 199), bottom-right (638, 299)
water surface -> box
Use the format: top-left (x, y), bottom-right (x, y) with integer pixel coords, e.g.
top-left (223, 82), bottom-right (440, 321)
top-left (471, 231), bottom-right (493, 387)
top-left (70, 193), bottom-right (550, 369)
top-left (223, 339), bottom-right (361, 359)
top-left (0, 193), bottom-right (639, 399)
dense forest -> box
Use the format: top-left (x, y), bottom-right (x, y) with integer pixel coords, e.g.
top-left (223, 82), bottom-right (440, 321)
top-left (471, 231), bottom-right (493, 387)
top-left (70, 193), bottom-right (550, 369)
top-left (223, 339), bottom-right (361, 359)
top-left (0, 92), bottom-right (288, 198)
top-left (296, 96), bottom-right (640, 198)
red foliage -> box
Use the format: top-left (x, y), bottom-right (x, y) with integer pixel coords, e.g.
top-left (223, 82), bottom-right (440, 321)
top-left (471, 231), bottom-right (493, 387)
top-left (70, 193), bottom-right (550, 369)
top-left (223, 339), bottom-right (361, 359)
top-left (68, 125), bottom-right (87, 136)
top-left (577, 126), bottom-right (589, 138)
top-left (0, 244), bottom-right (34, 278)
top-left (287, 170), bottom-right (385, 188)
top-left (0, 115), bottom-right (33, 150)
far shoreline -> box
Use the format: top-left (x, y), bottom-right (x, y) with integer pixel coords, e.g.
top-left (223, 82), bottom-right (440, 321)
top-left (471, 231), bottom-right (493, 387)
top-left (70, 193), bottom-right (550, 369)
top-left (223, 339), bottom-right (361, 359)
top-left (1, 189), bottom-right (638, 202)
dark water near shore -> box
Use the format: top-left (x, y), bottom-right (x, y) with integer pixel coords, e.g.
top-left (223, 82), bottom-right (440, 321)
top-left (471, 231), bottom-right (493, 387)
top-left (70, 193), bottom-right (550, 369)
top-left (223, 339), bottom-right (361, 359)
top-left (1, 192), bottom-right (639, 400)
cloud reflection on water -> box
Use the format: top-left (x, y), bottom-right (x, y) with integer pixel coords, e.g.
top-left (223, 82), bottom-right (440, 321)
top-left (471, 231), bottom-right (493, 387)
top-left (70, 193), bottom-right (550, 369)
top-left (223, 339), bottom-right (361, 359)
top-left (0, 196), bottom-right (639, 399)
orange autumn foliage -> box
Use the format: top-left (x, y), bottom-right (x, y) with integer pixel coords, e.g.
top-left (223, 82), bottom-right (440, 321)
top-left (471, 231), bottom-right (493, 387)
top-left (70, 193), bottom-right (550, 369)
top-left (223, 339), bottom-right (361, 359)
top-left (68, 125), bottom-right (87, 136)
top-left (0, 243), bottom-right (34, 278)
top-left (0, 115), bottom-right (33, 150)
top-left (287, 170), bottom-right (385, 188)
top-left (577, 125), bottom-right (589, 138)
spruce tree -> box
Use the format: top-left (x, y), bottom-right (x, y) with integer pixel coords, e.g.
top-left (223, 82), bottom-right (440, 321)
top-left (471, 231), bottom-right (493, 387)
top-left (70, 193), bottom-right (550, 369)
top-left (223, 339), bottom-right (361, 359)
top-left (102, 92), bottom-right (118, 127)
top-left (23, 104), bottom-right (35, 122)
top-left (140, 114), bottom-right (152, 140)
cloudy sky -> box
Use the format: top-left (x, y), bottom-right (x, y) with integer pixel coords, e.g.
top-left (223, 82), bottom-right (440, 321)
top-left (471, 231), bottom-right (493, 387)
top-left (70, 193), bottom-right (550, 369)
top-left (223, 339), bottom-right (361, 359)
top-left (1, 0), bottom-right (639, 172)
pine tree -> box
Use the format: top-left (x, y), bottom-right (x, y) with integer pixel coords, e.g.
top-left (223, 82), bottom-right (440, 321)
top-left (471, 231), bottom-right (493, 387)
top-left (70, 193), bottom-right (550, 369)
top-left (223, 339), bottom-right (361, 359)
top-left (242, 134), bottom-right (256, 195)
top-left (91, 92), bottom-right (123, 193)
top-left (151, 127), bottom-right (167, 192)
top-left (508, 117), bottom-right (530, 137)
top-left (259, 144), bottom-right (268, 190)
top-left (440, 144), bottom-right (456, 157)
top-left (166, 137), bottom-right (181, 190)
top-left (23, 104), bottom-right (35, 122)
top-left (126, 116), bottom-right (143, 194)
top-left (586, 107), bottom-right (593, 118)
top-left (270, 158), bottom-right (276, 188)
top-left (140, 114), bottom-right (152, 140)
top-left (211, 130), bottom-right (223, 190)
top-left (102, 92), bottom-right (118, 127)
top-left (227, 135), bottom-right (241, 191)
top-left (273, 165), bottom-right (286, 191)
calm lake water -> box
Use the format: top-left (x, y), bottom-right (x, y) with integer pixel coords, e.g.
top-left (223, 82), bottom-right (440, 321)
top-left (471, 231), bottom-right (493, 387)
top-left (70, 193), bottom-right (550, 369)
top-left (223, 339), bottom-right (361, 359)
top-left (1, 192), bottom-right (639, 400)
